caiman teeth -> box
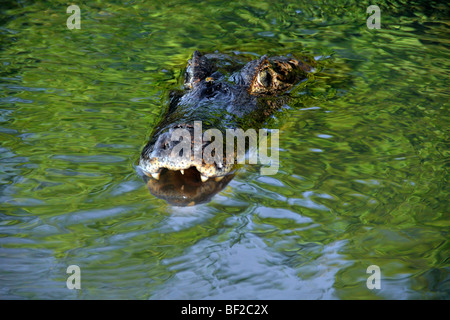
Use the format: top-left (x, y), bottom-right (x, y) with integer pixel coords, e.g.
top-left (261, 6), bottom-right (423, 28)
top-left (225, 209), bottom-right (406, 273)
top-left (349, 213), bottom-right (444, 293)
top-left (151, 172), bottom-right (160, 180)
top-left (180, 169), bottom-right (184, 175)
top-left (215, 176), bottom-right (224, 182)
top-left (200, 175), bottom-right (209, 183)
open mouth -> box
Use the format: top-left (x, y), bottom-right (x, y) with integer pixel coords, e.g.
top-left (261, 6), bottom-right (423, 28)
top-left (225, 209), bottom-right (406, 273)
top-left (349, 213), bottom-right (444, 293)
top-left (137, 124), bottom-right (237, 205)
top-left (138, 156), bottom-right (233, 183)
top-left (142, 166), bottom-right (235, 206)
top-left (142, 166), bottom-right (226, 183)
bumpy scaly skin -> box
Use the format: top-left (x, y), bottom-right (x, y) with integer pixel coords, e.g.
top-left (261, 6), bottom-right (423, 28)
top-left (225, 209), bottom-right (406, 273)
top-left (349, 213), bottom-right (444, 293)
top-left (139, 51), bottom-right (314, 184)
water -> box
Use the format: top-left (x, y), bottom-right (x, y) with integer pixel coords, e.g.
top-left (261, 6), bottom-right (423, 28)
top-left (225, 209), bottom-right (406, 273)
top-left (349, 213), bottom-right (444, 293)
top-left (0, 0), bottom-right (448, 299)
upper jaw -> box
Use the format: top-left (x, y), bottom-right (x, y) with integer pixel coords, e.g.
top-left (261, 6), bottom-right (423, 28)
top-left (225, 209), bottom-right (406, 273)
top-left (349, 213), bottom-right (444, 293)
top-left (139, 139), bottom-right (234, 182)
top-left (138, 156), bottom-right (233, 183)
top-left (139, 120), bottom-right (236, 183)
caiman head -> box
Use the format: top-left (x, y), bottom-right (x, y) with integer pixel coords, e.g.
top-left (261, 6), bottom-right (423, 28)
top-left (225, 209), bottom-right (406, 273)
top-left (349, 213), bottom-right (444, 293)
top-left (138, 51), bottom-right (314, 205)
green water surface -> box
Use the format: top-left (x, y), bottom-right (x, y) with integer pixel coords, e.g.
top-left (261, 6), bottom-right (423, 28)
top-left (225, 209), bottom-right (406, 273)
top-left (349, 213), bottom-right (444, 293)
top-left (0, 0), bottom-right (448, 299)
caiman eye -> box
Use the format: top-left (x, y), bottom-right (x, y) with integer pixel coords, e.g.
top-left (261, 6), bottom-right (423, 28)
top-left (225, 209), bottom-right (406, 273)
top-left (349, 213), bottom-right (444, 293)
top-left (258, 69), bottom-right (272, 87)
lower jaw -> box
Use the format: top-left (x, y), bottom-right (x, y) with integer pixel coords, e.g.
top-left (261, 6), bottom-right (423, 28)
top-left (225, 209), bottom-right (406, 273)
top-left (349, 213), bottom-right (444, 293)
top-left (144, 167), bottom-right (235, 206)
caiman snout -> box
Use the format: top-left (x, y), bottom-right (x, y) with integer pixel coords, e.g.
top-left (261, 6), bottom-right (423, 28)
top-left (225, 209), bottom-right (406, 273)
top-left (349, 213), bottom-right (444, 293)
top-left (139, 124), bottom-right (234, 183)
top-left (138, 123), bottom-right (236, 206)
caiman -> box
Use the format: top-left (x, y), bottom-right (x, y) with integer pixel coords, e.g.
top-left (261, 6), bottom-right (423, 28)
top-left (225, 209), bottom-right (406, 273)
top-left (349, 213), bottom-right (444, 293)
top-left (138, 51), bottom-right (315, 206)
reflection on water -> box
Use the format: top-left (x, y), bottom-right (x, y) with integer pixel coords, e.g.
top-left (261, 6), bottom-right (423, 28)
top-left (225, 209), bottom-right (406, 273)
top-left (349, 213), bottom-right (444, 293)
top-left (0, 0), bottom-right (448, 299)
